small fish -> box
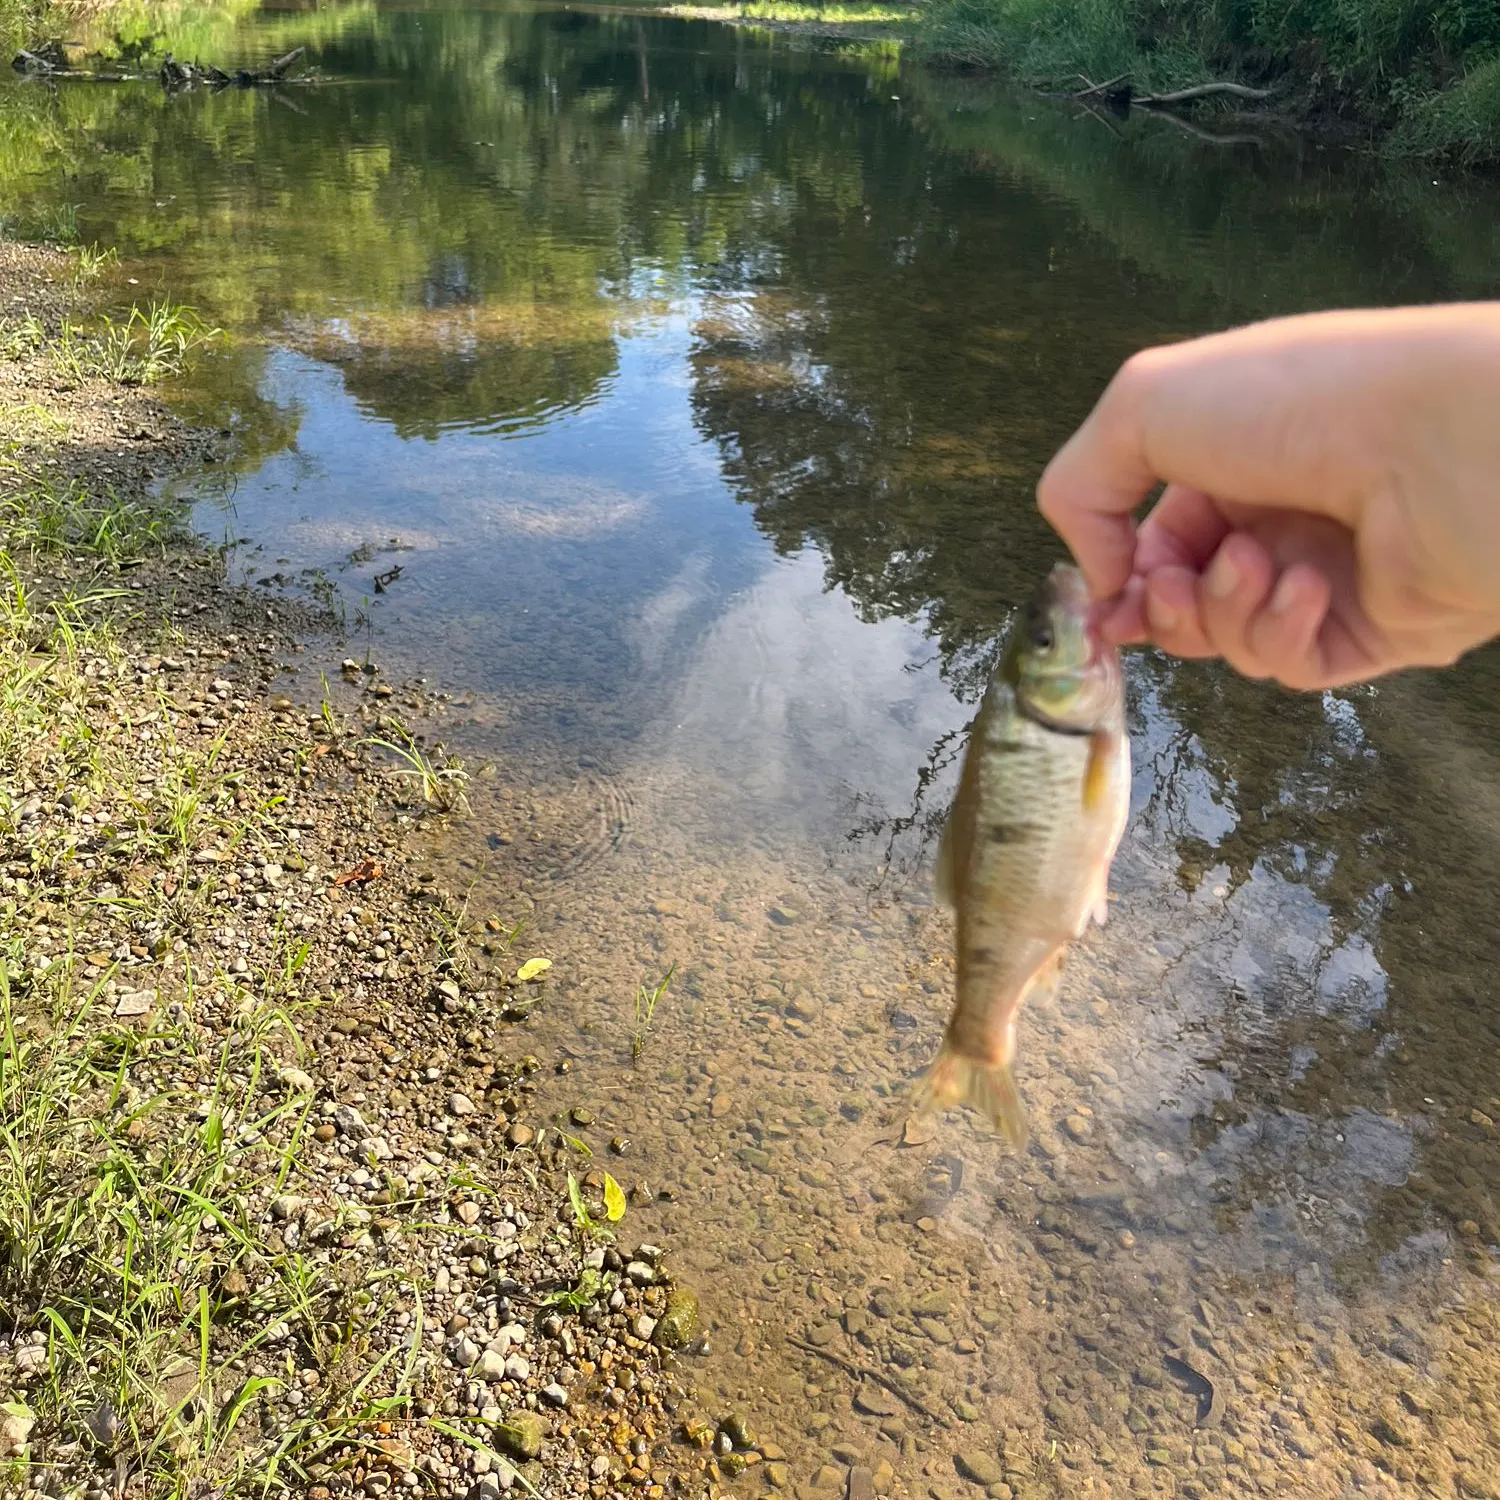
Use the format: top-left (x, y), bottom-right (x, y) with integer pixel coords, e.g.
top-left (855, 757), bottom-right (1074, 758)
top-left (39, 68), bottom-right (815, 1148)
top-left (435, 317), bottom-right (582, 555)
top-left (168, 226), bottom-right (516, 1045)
top-left (919, 562), bottom-right (1130, 1147)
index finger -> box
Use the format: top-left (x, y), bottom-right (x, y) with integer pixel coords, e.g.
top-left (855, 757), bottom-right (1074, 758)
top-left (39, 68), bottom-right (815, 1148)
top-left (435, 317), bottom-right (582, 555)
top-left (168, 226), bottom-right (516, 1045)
top-left (1036, 353), bottom-right (1166, 600)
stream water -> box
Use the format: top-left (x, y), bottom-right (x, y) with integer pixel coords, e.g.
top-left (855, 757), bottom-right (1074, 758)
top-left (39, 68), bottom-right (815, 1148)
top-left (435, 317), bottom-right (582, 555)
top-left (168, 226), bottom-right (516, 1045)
top-left (4, 6), bottom-right (1500, 1496)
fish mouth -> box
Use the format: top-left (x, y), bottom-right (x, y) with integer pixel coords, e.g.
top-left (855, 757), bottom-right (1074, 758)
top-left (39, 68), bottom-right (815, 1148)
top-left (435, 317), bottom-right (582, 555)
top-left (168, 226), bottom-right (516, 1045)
top-left (1042, 563), bottom-right (1106, 666)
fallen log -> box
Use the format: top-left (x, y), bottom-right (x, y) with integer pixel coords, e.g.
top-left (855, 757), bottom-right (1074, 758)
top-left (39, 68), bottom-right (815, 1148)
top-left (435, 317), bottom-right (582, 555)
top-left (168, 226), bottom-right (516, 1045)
top-left (1135, 81), bottom-right (1275, 107)
top-left (14, 43), bottom-right (312, 92)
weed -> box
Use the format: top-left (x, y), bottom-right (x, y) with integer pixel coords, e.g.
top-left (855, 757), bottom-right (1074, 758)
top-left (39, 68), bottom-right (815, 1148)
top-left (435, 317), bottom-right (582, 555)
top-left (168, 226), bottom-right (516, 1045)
top-left (538, 1266), bottom-right (610, 1313)
top-left (631, 964), bottom-right (675, 1063)
top-left (363, 723), bottom-right (470, 814)
top-left (0, 470), bottom-right (188, 563)
top-left (71, 242), bottom-right (119, 285)
top-left (51, 299), bottom-right (222, 386)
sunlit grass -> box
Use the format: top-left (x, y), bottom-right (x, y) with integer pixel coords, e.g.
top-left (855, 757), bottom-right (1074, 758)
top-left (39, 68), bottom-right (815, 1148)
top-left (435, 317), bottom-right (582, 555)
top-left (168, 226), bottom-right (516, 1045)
top-left (0, 470), bottom-right (188, 564)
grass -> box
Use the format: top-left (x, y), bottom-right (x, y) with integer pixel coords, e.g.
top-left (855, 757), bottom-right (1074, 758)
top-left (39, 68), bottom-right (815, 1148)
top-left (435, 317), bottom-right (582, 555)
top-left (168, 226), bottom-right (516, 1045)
top-left (0, 965), bottom-right (426, 1497)
top-left (914, 0), bottom-right (1500, 161)
top-left (631, 964), bottom-right (674, 1064)
top-left (0, 470), bottom-right (188, 564)
top-left (53, 300), bottom-right (224, 387)
top-left (363, 723), bottom-right (470, 815)
top-left (684, 0), bottom-right (915, 21)
top-left (0, 561), bottom-right (429, 1495)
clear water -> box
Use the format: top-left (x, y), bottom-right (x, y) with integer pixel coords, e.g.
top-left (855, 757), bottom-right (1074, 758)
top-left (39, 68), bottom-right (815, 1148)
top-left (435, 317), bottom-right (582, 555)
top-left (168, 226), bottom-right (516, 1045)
top-left (6, 7), bottom-right (1500, 1494)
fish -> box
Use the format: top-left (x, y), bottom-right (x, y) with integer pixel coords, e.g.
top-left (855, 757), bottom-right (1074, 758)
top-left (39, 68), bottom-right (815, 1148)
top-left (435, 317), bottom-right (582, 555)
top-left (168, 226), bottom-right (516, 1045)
top-left (918, 562), bottom-right (1130, 1147)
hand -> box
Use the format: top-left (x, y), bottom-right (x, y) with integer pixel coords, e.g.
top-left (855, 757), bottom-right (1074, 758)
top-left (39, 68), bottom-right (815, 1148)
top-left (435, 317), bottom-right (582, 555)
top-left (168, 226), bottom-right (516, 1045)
top-left (1036, 304), bottom-right (1500, 690)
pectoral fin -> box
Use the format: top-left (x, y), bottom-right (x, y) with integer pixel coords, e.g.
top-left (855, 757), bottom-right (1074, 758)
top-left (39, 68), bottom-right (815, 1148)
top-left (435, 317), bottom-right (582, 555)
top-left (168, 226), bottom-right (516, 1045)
top-left (1082, 730), bottom-right (1113, 815)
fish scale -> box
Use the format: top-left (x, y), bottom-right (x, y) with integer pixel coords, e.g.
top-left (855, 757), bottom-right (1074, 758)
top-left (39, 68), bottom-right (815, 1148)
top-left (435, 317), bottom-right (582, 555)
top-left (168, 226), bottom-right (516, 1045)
top-left (921, 563), bottom-right (1130, 1147)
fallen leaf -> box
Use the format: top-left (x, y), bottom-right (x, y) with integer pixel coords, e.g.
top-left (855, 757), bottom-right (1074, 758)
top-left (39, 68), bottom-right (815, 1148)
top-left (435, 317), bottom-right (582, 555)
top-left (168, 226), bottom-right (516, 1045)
top-left (516, 957), bottom-right (552, 983)
top-left (602, 1173), bottom-right (627, 1222)
top-left (331, 858), bottom-right (385, 888)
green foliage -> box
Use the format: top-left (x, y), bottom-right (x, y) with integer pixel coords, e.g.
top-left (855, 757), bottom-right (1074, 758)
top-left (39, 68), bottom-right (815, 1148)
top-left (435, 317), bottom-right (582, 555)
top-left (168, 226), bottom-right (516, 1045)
top-left (631, 965), bottom-right (675, 1064)
top-left (0, 470), bottom-right (188, 563)
top-left (538, 1266), bottom-right (610, 1313)
top-left (916, 0), bottom-right (1500, 156)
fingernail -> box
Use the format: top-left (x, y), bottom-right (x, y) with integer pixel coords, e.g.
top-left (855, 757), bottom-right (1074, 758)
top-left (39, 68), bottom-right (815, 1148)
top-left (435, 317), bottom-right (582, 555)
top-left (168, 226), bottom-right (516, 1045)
top-left (1268, 572), bottom-right (1301, 615)
top-left (1206, 550), bottom-right (1240, 600)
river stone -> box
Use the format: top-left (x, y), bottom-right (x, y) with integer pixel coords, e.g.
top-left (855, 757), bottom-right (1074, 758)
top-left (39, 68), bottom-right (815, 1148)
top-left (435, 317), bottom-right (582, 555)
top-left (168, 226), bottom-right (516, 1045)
top-left (653, 1287), bottom-right (700, 1350)
top-left (846, 1468), bottom-right (875, 1500)
top-left (809, 1466), bottom-right (845, 1490)
top-left (955, 1453), bottom-right (1005, 1487)
top-left (853, 1385), bottom-right (899, 1417)
top-left (721, 1412), bottom-right (755, 1449)
top-left (495, 1412), bottom-right (545, 1461)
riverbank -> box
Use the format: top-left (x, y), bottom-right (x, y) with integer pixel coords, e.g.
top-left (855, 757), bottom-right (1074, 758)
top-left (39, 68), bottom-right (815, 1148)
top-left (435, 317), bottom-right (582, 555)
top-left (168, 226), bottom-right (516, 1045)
top-left (0, 240), bottom-right (728, 1500)
top-left (911, 0), bottom-right (1500, 164)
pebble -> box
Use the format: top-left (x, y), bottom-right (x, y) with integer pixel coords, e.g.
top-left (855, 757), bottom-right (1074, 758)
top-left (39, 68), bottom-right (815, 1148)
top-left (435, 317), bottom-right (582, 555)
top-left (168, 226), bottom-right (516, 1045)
top-left (506, 1123), bottom-right (535, 1148)
top-left (279, 1066), bottom-right (316, 1093)
top-left (625, 1261), bottom-right (656, 1286)
top-left (1062, 1114), bottom-right (1092, 1142)
top-left (478, 1350), bottom-right (507, 1382)
top-left (853, 1386), bottom-right (899, 1418)
top-left (448, 1092), bottom-right (476, 1116)
top-left (954, 1453), bottom-right (1005, 1487)
top-left (540, 1383), bottom-right (568, 1408)
top-left (847, 1468), bottom-right (875, 1500)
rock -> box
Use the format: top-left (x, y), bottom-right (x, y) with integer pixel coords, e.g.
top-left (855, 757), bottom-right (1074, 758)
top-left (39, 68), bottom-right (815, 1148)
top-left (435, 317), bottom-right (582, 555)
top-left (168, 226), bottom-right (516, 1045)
top-left (82, 1400), bottom-right (118, 1448)
top-left (625, 1260), bottom-right (656, 1286)
top-left (786, 994), bottom-right (821, 1021)
top-left (570, 1107), bottom-right (595, 1126)
top-left (270, 1194), bottom-right (307, 1222)
top-left (901, 1116), bottom-right (937, 1147)
top-left (334, 1104), bottom-right (371, 1140)
top-left (503, 1353), bottom-right (530, 1382)
top-left (495, 1412), bottom-right (546, 1461)
top-left (653, 1287), bottom-right (700, 1350)
top-left (769, 906), bottom-right (799, 926)
top-left (710, 1093), bottom-right (733, 1119)
top-left (506, 1123), bottom-right (535, 1148)
top-left (448, 1093), bottom-right (476, 1117)
top-left (540, 1383), bottom-right (568, 1408)
top-left (454, 1337), bottom-right (481, 1369)
top-left (1062, 1115), bottom-right (1092, 1142)
top-left (479, 1350), bottom-right (507, 1382)
top-left (279, 1067), bottom-right (316, 1093)
top-left (871, 1460), bottom-right (895, 1494)
top-left (955, 1453), bottom-right (1005, 1487)
top-left (113, 989), bottom-right (154, 1018)
top-left (632, 1314), bottom-right (657, 1341)
top-left (1, 1403), bottom-right (35, 1456)
top-left (721, 1412), bottom-right (755, 1449)
top-left (456, 1201), bottom-right (481, 1226)
top-left (853, 1385), bottom-right (899, 1418)
top-left (437, 979), bottom-right (462, 1005)
top-left (847, 1468), bottom-right (875, 1500)
top-left (766, 1463), bottom-right (790, 1488)
top-left (809, 1466), bottom-right (845, 1490)
top-left (831, 1444), bottom-right (863, 1466)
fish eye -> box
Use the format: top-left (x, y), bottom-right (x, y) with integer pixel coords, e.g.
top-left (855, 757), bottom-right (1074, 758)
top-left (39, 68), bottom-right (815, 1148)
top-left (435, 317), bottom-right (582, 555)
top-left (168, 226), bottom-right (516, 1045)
top-left (1023, 600), bottom-right (1053, 652)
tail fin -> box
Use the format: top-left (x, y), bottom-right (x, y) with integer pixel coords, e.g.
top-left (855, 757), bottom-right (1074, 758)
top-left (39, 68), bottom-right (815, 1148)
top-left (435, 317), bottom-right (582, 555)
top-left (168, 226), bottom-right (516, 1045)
top-left (914, 1044), bottom-right (1029, 1150)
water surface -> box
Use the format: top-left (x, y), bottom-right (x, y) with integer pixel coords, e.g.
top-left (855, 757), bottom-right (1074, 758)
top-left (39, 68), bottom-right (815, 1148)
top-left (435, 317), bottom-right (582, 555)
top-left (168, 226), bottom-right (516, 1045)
top-left (5, 8), bottom-right (1500, 1495)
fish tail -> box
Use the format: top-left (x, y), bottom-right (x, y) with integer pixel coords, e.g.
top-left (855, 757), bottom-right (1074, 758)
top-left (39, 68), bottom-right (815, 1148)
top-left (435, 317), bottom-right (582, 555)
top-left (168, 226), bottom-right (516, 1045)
top-left (914, 1044), bottom-right (1029, 1150)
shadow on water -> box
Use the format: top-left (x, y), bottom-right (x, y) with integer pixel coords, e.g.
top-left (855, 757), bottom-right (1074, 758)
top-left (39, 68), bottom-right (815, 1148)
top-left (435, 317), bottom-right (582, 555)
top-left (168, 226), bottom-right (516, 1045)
top-left (5, 4), bottom-right (1500, 1493)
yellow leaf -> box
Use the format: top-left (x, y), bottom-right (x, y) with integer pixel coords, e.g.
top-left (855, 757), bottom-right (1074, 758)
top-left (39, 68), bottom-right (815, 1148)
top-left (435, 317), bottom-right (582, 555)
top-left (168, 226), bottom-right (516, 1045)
top-left (602, 1173), bottom-right (627, 1222)
top-left (515, 958), bottom-right (552, 983)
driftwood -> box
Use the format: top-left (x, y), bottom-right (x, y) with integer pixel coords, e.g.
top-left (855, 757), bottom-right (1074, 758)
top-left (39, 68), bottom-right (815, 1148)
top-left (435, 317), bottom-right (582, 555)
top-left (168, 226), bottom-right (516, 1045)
top-left (11, 42), bottom-right (312, 92)
top-left (1059, 72), bottom-right (1275, 123)
top-left (1135, 80), bottom-right (1275, 107)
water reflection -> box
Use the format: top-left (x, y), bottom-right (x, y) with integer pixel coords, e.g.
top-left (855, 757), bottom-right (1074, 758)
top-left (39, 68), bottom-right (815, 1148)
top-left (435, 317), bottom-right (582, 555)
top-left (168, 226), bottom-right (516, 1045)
top-left (6, 4), bottom-right (1500, 1492)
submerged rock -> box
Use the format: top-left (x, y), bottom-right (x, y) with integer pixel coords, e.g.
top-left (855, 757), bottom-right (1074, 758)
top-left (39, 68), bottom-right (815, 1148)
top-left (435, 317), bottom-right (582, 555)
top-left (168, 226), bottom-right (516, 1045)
top-left (654, 1286), bottom-right (700, 1350)
top-left (495, 1412), bottom-right (546, 1462)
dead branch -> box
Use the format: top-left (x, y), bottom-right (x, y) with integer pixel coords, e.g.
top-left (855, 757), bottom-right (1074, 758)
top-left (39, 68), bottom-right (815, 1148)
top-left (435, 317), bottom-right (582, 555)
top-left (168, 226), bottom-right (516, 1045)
top-left (1135, 81), bottom-right (1275, 107)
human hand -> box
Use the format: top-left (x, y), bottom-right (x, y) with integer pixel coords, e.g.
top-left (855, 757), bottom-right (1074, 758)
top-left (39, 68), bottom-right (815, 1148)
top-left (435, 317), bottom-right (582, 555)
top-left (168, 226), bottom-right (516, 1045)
top-left (1036, 304), bottom-right (1500, 690)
